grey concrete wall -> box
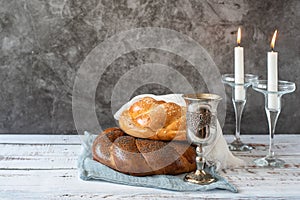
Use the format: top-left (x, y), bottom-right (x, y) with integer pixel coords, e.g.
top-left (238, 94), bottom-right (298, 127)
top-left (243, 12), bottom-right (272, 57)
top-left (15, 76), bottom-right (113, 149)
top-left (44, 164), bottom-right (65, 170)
top-left (0, 0), bottom-right (299, 134)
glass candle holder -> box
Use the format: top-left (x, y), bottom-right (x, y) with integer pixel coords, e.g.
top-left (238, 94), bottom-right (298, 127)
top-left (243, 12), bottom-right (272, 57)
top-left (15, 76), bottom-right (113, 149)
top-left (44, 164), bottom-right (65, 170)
top-left (222, 74), bottom-right (258, 151)
top-left (183, 93), bottom-right (222, 185)
top-left (252, 80), bottom-right (296, 167)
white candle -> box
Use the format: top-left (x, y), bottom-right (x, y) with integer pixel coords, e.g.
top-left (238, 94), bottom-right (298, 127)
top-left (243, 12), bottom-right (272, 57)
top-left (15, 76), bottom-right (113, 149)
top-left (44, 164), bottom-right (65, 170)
top-left (234, 27), bottom-right (245, 100)
top-left (267, 30), bottom-right (278, 110)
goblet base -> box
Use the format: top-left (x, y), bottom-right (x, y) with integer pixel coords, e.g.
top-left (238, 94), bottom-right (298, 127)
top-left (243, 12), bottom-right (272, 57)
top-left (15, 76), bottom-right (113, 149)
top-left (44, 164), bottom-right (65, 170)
top-left (254, 156), bottom-right (285, 168)
top-left (184, 170), bottom-right (216, 185)
top-left (228, 138), bottom-right (253, 151)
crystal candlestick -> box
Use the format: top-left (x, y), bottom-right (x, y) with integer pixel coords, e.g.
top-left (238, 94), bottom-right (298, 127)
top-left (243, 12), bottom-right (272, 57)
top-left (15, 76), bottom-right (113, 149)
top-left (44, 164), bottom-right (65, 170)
top-left (222, 74), bottom-right (258, 151)
top-left (252, 80), bottom-right (296, 167)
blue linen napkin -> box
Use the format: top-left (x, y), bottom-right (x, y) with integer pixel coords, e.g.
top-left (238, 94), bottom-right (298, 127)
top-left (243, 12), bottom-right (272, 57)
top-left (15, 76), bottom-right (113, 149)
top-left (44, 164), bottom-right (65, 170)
top-left (78, 131), bottom-right (238, 193)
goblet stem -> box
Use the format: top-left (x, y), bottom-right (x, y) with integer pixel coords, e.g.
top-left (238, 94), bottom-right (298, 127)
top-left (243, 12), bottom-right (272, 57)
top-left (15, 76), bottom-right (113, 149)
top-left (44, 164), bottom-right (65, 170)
top-left (265, 108), bottom-right (280, 158)
top-left (233, 99), bottom-right (246, 141)
top-left (196, 145), bottom-right (204, 171)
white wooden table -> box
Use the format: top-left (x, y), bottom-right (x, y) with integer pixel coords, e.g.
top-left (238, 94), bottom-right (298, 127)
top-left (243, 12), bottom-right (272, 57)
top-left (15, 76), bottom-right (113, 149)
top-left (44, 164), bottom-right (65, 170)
top-left (0, 134), bottom-right (299, 199)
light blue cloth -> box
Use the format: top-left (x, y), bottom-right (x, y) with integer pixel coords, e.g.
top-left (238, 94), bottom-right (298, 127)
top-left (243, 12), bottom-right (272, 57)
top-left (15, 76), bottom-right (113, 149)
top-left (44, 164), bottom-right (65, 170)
top-left (78, 132), bottom-right (238, 193)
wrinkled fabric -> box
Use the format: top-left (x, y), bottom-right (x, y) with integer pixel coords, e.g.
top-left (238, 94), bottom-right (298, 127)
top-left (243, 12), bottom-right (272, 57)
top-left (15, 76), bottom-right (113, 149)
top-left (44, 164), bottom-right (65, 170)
top-left (78, 132), bottom-right (238, 193)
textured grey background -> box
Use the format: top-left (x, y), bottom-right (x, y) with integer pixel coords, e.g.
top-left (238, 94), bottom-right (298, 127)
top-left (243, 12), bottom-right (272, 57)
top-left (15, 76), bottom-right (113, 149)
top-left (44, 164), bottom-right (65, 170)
top-left (0, 0), bottom-right (299, 134)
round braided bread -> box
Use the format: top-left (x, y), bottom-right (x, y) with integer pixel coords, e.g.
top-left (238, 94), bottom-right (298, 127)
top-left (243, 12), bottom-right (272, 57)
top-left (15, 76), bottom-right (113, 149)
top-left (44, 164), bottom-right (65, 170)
top-left (118, 97), bottom-right (187, 141)
top-left (92, 128), bottom-right (196, 176)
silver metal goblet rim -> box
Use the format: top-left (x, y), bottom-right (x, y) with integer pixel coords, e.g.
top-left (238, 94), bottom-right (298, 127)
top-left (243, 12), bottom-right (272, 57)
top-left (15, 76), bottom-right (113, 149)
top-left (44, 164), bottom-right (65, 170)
top-left (183, 93), bottom-right (222, 101)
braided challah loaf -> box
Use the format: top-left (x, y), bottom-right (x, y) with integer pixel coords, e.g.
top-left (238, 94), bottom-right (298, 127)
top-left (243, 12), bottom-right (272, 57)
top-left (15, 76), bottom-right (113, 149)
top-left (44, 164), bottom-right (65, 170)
top-left (92, 128), bottom-right (196, 176)
top-left (118, 97), bottom-right (187, 141)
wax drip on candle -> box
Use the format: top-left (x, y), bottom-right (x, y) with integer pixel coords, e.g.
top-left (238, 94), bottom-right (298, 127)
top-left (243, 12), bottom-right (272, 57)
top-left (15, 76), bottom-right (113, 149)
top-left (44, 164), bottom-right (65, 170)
top-left (270, 30), bottom-right (278, 51)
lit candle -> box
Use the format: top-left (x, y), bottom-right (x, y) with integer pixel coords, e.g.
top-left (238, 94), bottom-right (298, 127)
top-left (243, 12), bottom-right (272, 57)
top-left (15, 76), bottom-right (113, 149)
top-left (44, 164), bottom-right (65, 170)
top-left (234, 27), bottom-right (245, 100)
top-left (267, 30), bottom-right (278, 110)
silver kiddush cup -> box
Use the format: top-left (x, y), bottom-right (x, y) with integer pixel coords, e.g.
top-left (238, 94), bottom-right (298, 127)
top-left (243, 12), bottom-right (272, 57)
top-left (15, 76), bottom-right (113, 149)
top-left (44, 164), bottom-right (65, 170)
top-left (183, 93), bottom-right (222, 185)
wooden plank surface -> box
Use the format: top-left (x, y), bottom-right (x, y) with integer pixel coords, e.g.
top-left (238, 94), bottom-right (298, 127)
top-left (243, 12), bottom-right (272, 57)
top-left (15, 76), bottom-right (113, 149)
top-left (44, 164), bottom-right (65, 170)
top-left (0, 134), bottom-right (82, 144)
top-left (1, 134), bottom-right (299, 145)
top-left (0, 134), bottom-right (300, 199)
top-left (0, 144), bottom-right (79, 169)
top-left (1, 169), bottom-right (299, 199)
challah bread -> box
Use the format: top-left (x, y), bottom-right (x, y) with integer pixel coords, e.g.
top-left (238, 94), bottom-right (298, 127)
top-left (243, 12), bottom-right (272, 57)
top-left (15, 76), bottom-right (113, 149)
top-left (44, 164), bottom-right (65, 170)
top-left (92, 127), bottom-right (196, 176)
top-left (118, 97), bottom-right (187, 141)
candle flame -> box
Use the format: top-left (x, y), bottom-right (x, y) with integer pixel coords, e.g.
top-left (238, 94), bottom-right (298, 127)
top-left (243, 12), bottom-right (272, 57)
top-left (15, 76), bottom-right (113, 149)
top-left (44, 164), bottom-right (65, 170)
top-left (270, 30), bottom-right (278, 50)
top-left (237, 27), bottom-right (241, 46)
